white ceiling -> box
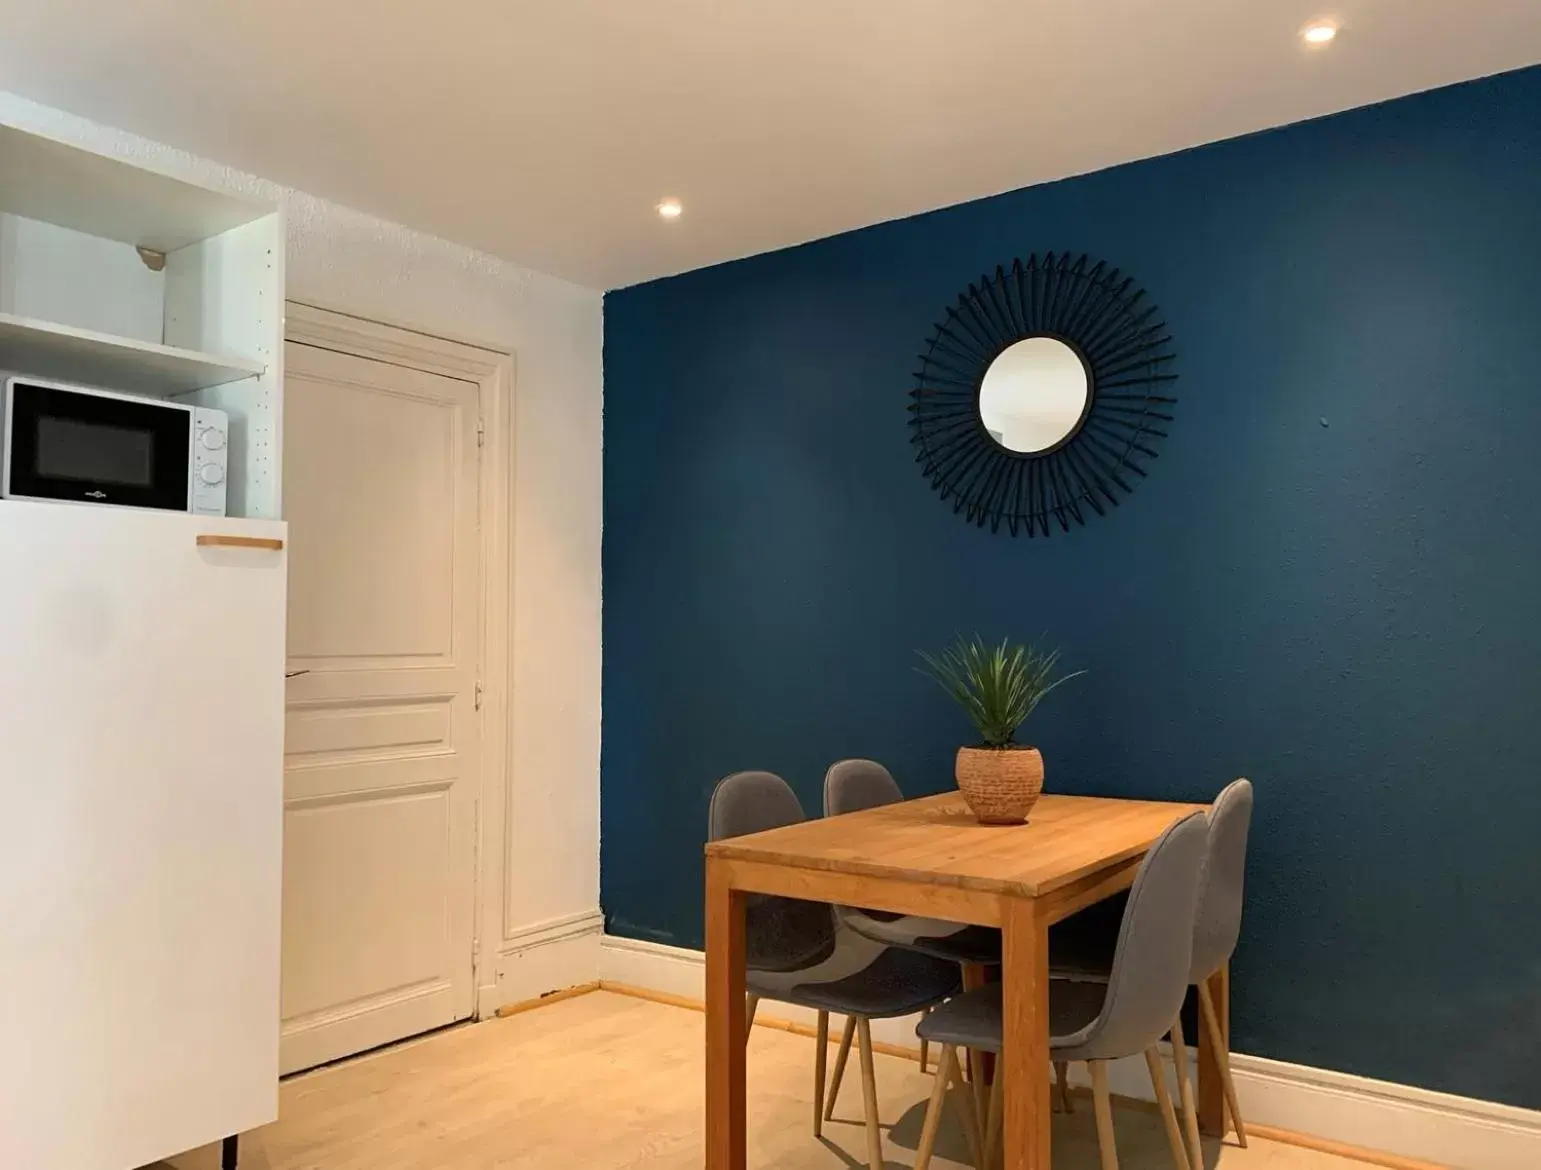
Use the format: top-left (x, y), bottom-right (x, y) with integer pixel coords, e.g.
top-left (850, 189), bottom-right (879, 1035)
top-left (2, 2), bottom-right (1539, 290)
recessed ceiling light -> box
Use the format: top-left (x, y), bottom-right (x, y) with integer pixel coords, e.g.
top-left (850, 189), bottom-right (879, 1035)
top-left (657, 197), bottom-right (683, 220)
top-left (1301, 19), bottom-right (1338, 45)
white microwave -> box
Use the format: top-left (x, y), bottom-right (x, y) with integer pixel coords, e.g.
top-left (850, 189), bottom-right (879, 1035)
top-left (1, 376), bottom-right (228, 516)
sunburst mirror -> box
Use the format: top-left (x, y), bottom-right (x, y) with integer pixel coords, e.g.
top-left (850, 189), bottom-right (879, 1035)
top-left (909, 253), bottom-right (1177, 537)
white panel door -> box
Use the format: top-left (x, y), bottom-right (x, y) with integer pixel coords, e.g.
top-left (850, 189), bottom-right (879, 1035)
top-left (280, 340), bottom-right (481, 1074)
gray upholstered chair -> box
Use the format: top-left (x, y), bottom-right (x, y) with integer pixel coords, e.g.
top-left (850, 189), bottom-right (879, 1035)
top-left (707, 770), bottom-right (961, 1170)
top-left (823, 760), bottom-right (1001, 965)
top-left (1050, 778), bottom-right (1255, 1162)
top-left (820, 759), bottom-right (1000, 1097)
top-left (912, 810), bottom-right (1210, 1170)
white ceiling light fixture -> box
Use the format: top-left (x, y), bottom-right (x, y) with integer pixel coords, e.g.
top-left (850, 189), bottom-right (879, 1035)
top-left (656, 197), bottom-right (683, 221)
top-left (1301, 19), bottom-right (1339, 45)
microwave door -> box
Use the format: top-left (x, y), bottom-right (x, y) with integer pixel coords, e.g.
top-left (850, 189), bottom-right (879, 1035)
top-left (5, 382), bottom-right (191, 510)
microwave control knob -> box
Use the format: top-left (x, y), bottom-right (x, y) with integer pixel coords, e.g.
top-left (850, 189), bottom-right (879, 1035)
top-left (199, 464), bottom-right (225, 485)
top-left (200, 428), bottom-right (226, 451)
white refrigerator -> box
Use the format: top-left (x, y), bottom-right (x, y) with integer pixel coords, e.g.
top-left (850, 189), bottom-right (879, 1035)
top-left (0, 500), bottom-right (286, 1170)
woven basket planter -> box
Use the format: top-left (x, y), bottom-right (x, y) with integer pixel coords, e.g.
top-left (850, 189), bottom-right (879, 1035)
top-left (955, 745), bottom-right (1044, 825)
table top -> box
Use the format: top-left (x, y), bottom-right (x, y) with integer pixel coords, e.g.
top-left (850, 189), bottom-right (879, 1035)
top-left (706, 791), bottom-right (1208, 898)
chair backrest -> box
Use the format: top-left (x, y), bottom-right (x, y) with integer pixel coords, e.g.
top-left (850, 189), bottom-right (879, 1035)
top-left (1190, 778), bottom-right (1254, 982)
top-left (1078, 811), bottom-right (1209, 1059)
top-left (707, 771), bottom-right (836, 973)
top-left (824, 758), bottom-right (904, 817)
top-left (822, 759), bottom-right (908, 924)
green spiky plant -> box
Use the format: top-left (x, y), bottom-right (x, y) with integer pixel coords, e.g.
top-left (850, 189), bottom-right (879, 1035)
top-left (917, 635), bottom-right (1083, 748)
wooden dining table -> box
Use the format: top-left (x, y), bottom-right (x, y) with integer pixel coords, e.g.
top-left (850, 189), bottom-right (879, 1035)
top-left (703, 790), bottom-right (1220, 1170)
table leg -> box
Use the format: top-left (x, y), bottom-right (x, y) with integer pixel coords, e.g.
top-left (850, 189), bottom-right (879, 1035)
top-left (705, 858), bottom-right (747, 1170)
top-left (1197, 963), bottom-right (1229, 1138)
top-left (1001, 895), bottom-right (1051, 1170)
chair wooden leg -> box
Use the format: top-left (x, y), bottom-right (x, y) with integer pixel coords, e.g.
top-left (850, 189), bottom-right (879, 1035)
top-left (744, 993), bottom-right (760, 1045)
top-left (960, 961), bottom-right (993, 1087)
top-left (945, 1046), bottom-right (984, 1169)
top-left (1090, 1060), bottom-right (1120, 1170)
top-left (1198, 980), bottom-right (1248, 1148)
top-left (855, 1017), bottom-right (884, 1170)
top-left (972, 1059), bottom-right (988, 1139)
top-left (984, 1065), bottom-right (1004, 1168)
top-left (1145, 1047), bottom-right (1192, 1170)
top-left (919, 1006), bottom-right (931, 1074)
top-left (1170, 1017), bottom-right (1203, 1168)
top-left (1054, 1059), bottom-right (1073, 1114)
top-left (914, 1043), bottom-right (955, 1170)
top-left (825, 1015), bottom-right (855, 1120)
top-left (813, 1010), bottom-right (829, 1138)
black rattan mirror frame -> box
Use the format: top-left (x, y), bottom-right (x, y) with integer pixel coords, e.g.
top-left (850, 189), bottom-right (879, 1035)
top-left (908, 253), bottom-right (1176, 537)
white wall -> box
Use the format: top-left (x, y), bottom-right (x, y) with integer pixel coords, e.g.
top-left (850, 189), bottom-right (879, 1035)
top-left (0, 91), bottom-right (604, 1009)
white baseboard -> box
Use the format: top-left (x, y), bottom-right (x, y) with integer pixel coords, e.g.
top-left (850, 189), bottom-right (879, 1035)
top-left (599, 933), bottom-right (1541, 1170)
top-left (479, 909), bottom-right (604, 1015)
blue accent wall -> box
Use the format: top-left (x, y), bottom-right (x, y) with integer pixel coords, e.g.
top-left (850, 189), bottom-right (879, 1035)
top-left (601, 67), bottom-right (1541, 1107)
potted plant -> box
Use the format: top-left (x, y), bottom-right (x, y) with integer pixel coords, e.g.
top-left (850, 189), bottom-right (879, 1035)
top-left (917, 635), bottom-right (1083, 824)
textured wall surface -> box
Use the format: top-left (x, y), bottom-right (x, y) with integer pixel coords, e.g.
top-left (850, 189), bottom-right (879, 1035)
top-left (0, 91), bottom-right (604, 954)
top-left (602, 66), bottom-right (1541, 1106)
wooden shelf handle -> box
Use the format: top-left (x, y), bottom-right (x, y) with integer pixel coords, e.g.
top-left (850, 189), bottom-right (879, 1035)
top-left (196, 534), bottom-right (285, 551)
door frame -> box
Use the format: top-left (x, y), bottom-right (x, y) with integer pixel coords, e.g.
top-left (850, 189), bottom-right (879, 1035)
top-left (284, 300), bottom-right (515, 1023)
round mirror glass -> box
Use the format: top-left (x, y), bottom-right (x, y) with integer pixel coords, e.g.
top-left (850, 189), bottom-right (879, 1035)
top-left (978, 336), bottom-right (1090, 453)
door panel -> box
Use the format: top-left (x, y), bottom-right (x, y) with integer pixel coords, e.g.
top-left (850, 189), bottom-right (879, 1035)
top-left (282, 785), bottom-right (456, 1017)
top-left (286, 374), bottom-right (458, 660)
top-left (280, 340), bottom-right (480, 1074)
top-left (284, 695), bottom-right (452, 759)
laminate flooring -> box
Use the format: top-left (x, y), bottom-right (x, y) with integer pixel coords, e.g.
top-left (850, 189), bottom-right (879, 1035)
top-left (157, 991), bottom-right (1383, 1170)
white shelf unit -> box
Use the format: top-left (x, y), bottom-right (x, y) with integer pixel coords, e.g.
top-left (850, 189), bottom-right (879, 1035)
top-left (0, 123), bottom-right (289, 1170)
top-left (0, 121), bottom-right (284, 517)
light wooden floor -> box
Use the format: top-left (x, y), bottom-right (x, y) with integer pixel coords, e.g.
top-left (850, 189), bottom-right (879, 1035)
top-left (160, 991), bottom-right (1376, 1170)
